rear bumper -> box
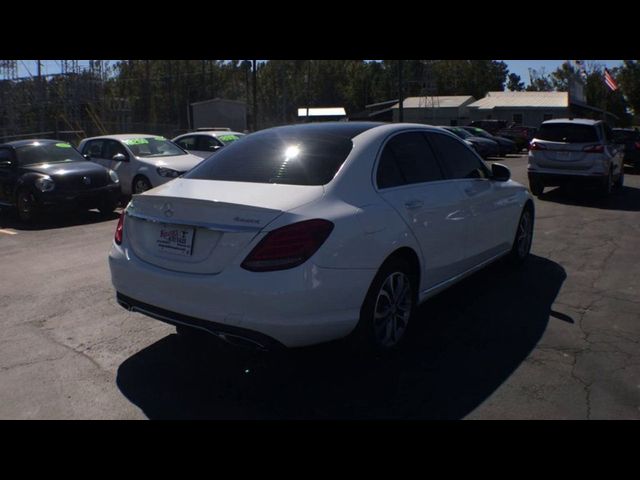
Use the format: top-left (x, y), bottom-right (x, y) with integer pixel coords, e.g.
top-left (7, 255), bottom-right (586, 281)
top-left (528, 171), bottom-right (606, 187)
top-left (109, 242), bottom-right (375, 348)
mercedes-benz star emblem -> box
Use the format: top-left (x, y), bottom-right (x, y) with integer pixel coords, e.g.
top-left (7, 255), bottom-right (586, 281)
top-left (163, 203), bottom-right (174, 218)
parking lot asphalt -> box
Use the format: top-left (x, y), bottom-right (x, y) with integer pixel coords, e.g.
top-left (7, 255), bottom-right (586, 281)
top-left (1, 154), bottom-right (639, 420)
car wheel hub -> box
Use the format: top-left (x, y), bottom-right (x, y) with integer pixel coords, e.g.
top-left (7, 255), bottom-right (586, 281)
top-left (517, 211), bottom-right (532, 258)
top-left (373, 272), bottom-right (412, 348)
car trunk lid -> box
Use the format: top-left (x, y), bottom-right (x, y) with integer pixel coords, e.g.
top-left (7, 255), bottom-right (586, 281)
top-left (124, 178), bottom-right (324, 274)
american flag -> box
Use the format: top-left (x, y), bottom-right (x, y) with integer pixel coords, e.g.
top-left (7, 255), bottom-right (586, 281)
top-left (604, 68), bottom-right (619, 91)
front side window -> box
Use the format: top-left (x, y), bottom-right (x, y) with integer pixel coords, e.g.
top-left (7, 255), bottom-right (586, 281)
top-left (123, 137), bottom-right (186, 157)
top-left (197, 136), bottom-right (223, 151)
top-left (15, 142), bottom-right (85, 166)
top-left (427, 132), bottom-right (489, 180)
top-left (104, 140), bottom-right (128, 159)
top-left (377, 132), bottom-right (444, 189)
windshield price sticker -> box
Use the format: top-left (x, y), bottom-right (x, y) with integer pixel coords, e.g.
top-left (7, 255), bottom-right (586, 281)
top-left (55, 143), bottom-right (72, 148)
top-left (219, 135), bottom-right (239, 142)
top-left (124, 138), bottom-right (150, 145)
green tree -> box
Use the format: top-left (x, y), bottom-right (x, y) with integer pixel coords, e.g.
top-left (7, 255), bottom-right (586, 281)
top-left (507, 73), bottom-right (525, 91)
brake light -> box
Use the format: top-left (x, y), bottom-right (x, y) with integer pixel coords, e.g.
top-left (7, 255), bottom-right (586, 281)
top-left (241, 219), bottom-right (334, 272)
top-left (115, 211), bottom-right (124, 245)
top-left (635, 142), bottom-right (640, 150)
top-left (529, 142), bottom-right (546, 151)
top-left (583, 144), bottom-right (604, 153)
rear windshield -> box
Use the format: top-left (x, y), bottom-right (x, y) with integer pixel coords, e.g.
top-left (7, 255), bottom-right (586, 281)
top-left (184, 129), bottom-right (354, 186)
top-left (15, 142), bottom-right (85, 166)
top-left (537, 123), bottom-right (599, 143)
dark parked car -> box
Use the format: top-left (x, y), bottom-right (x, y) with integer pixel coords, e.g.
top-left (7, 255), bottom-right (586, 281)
top-left (442, 126), bottom-right (500, 158)
top-left (462, 127), bottom-right (518, 156)
top-left (0, 139), bottom-right (121, 222)
top-left (469, 119), bottom-right (508, 135)
top-left (612, 128), bottom-right (640, 170)
top-left (497, 125), bottom-right (538, 152)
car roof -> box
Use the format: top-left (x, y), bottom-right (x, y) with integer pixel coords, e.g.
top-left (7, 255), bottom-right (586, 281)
top-left (542, 118), bottom-right (602, 126)
top-left (1, 139), bottom-right (63, 148)
top-left (254, 121), bottom-right (386, 139)
top-left (80, 133), bottom-right (167, 142)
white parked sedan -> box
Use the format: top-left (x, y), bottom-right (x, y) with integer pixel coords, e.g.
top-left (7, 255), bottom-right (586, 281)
top-left (110, 122), bottom-right (534, 351)
top-left (78, 134), bottom-right (204, 195)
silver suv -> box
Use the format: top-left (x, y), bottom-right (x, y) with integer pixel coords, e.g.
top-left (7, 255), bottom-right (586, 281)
top-left (527, 118), bottom-right (624, 196)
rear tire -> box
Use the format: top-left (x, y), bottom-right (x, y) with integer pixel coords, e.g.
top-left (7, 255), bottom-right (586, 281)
top-left (614, 168), bottom-right (624, 191)
top-left (351, 257), bottom-right (417, 354)
top-left (508, 205), bottom-right (534, 266)
top-left (529, 178), bottom-right (544, 196)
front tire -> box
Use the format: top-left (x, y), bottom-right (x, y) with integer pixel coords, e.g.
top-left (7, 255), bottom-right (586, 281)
top-left (16, 189), bottom-right (39, 223)
top-left (132, 176), bottom-right (152, 194)
top-left (353, 258), bottom-right (417, 353)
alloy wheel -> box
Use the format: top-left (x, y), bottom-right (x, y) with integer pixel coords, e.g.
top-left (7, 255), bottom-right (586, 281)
top-left (373, 272), bottom-right (412, 348)
top-left (517, 210), bottom-right (533, 259)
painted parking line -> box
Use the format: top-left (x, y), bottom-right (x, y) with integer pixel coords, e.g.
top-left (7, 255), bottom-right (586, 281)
top-left (0, 229), bottom-right (18, 235)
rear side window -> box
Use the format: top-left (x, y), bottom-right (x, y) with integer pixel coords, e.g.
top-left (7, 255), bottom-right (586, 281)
top-left (377, 132), bottom-right (444, 189)
top-left (184, 130), bottom-right (354, 186)
top-left (537, 123), bottom-right (599, 143)
top-left (427, 132), bottom-right (489, 180)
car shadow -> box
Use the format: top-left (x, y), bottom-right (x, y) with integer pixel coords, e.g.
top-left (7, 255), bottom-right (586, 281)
top-left (538, 185), bottom-right (640, 212)
top-left (116, 254), bottom-right (566, 419)
top-left (0, 208), bottom-right (121, 231)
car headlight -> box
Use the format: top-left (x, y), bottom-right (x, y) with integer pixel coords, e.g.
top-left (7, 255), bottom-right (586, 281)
top-left (108, 169), bottom-right (120, 183)
top-left (156, 167), bottom-right (181, 178)
top-left (34, 176), bottom-right (55, 192)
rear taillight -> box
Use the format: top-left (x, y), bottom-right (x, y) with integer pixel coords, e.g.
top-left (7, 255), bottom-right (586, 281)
top-left (115, 211), bottom-right (124, 245)
top-left (241, 219), bottom-right (334, 272)
top-left (529, 141), bottom-right (546, 151)
top-left (583, 144), bottom-right (604, 153)
top-left (635, 142), bottom-right (640, 150)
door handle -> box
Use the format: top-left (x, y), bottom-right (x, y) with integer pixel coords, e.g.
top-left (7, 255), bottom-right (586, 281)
top-left (404, 199), bottom-right (423, 209)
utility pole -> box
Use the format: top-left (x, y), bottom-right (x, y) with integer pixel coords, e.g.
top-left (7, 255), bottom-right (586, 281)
top-left (37, 60), bottom-right (44, 132)
top-left (252, 60), bottom-right (257, 131)
top-left (398, 60), bottom-right (404, 123)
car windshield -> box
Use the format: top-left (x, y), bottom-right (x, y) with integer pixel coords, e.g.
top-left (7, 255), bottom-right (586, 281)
top-left (216, 133), bottom-right (245, 145)
top-left (184, 129), bottom-right (354, 186)
top-left (123, 137), bottom-right (186, 157)
top-left (15, 142), bottom-right (85, 166)
top-left (447, 128), bottom-right (472, 139)
top-left (537, 123), bottom-right (599, 143)
top-left (469, 128), bottom-right (492, 138)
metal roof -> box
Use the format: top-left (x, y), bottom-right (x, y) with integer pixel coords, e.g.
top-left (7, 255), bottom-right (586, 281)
top-left (392, 96), bottom-right (476, 109)
top-left (469, 91), bottom-right (569, 109)
top-left (542, 118), bottom-right (602, 125)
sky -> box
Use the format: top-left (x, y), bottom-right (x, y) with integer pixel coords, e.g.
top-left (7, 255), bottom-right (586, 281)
top-left (12, 59), bottom-right (626, 86)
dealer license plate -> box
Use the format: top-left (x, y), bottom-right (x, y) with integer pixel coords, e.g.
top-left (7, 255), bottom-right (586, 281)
top-left (156, 225), bottom-right (195, 256)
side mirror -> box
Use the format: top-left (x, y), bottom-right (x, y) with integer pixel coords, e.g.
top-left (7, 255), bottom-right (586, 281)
top-left (209, 145), bottom-right (222, 152)
top-left (83, 153), bottom-right (91, 160)
top-left (491, 163), bottom-right (511, 182)
top-left (0, 160), bottom-right (13, 168)
top-left (112, 153), bottom-right (128, 162)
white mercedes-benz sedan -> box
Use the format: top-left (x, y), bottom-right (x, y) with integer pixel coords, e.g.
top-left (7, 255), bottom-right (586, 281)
top-left (109, 122), bottom-right (534, 351)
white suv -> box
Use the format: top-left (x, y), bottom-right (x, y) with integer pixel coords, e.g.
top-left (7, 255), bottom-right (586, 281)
top-left (528, 118), bottom-right (624, 196)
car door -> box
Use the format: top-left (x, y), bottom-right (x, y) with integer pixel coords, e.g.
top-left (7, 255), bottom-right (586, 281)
top-left (104, 140), bottom-right (133, 192)
top-left (426, 131), bottom-right (519, 270)
top-left (375, 131), bottom-right (469, 291)
top-left (0, 148), bottom-right (17, 205)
